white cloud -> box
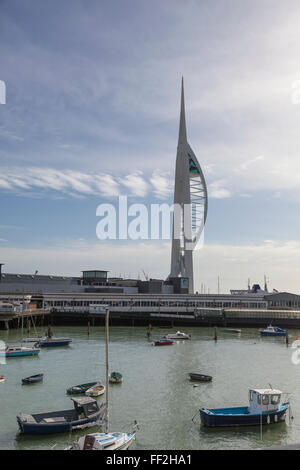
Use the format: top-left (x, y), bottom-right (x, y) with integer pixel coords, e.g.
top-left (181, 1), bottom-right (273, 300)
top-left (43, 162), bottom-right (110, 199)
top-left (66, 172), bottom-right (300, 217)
top-left (120, 172), bottom-right (149, 198)
top-left (0, 167), bottom-right (173, 200)
top-left (208, 180), bottom-right (231, 199)
top-left (150, 170), bottom-right (173, 199)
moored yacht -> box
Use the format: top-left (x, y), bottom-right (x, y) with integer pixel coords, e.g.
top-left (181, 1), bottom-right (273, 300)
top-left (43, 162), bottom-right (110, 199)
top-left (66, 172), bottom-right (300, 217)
top-left (163, 331), bottom-right (191, 340)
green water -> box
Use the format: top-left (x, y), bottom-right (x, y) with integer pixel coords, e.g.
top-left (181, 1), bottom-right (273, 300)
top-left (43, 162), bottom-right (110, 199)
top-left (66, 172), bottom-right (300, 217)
top-left (0, 325), bottom-right (300, 450)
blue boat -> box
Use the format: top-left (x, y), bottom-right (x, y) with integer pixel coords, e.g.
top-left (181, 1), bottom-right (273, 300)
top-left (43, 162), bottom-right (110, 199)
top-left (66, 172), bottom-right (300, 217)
top-left (260, 325), bottom-right (287, 337)
top-left (22, 373), bottom-right (44, 384)
top-left (17, 397), bottom-right (106, 435)
top-left (200, 388), bottom-right (289, 427)
top-left (36, 337), bottom-right (72, 347)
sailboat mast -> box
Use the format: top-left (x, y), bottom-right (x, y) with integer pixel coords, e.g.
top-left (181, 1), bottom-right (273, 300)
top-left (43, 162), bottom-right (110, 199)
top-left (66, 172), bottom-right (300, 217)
top-left (105, 307), bottom-right (109, 434)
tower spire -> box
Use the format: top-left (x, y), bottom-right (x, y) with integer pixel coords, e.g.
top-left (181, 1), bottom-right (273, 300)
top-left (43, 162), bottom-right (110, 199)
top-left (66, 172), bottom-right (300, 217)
top-left (178, 77), bottom-right (187, 145)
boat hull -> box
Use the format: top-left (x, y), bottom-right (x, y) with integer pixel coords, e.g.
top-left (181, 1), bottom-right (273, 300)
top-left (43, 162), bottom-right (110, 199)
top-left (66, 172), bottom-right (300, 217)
top-left (260, 332), bottom-right (286, 337)
top-left (200, 404), bottom-right (289, 427)
top-left (37, 338), bottom-right (71, 347)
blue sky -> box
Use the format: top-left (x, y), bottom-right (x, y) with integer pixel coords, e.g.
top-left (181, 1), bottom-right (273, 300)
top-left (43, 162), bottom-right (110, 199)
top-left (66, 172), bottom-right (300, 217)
top-left (1, 0), bottom-right (300, 292)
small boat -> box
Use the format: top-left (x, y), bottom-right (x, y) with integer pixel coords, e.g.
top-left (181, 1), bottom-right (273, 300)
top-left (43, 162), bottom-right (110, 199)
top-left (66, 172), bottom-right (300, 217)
top-left (36, 337), bottom-right (72, 347)
top-left (260, 325), bottom-right (286, 337)
top-left (200, 388), bottom-right (289, 427)
top-left (222, 329), bottom-right (241, 334)
top-left (85, 383), bottom-right (105, 397)
top-left (17, 397), bottom-right (106, 435)
top-left (109, 372), bottom-right (123, 384)
top-left (67, 382), bottom-right (97, 395)
top-left (0, 376), bottom-right (6, 383)
top-left (153, 339), bottom-right (173, 346)
top-left (2, 346), bottom-right (40, 357)
top-left (66, 431), bottom-right (136, 450)
top-left (189, 373), bottom-right (212, 382)
top-left (163, 331), bottom-right (191, 340)
top-left (22, 373), bottom-right (44, 384)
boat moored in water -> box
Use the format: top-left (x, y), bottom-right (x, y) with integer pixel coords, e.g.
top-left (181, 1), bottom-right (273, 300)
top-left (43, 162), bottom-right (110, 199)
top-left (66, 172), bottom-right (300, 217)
top-left (2, 346), bottom-right (40, 357)
top-left (0, 376), bottom-right (6, 383)
top-left (66, 430), bottom-right (136, 450)
top-left (200, 388), bottom-right (289, 427)
top-left (67, 382), bottom-right (98, 395)
top-left (109, 372), bottom-right (123, 383)
top-left (163, 331), bottom-right (191, 340)
top-left (85, 383), bottom-right (105, 397)
top-left (260, 325), bottom-right (287, 337)
top-left (36, 337), bottom-right (72, 347)
top-left (189, 373), bottom-right (212, 382)
top-left (153, 339), bottom-right (174, 346)
top-left (22, 373), bottom-right (44, 384)
top-left (17, 397), bottom-right (106, 435)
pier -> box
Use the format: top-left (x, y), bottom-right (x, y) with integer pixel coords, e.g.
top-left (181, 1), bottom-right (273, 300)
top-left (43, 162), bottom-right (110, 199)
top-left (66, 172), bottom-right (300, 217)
top-left (0, 309), bottom-right (51, 330)
top-left (48, 307), bottom-right (300, 328)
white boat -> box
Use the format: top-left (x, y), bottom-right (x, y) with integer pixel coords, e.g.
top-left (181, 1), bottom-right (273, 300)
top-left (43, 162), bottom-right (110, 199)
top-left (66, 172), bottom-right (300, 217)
top-left (163, 331), bottom-right (191, 340)
top-left (67, 431), bottom-right (136, 450)
top-left (85, 383), bottom-right (105, 397)
top-left (0, 376), bottom-right (6, 383)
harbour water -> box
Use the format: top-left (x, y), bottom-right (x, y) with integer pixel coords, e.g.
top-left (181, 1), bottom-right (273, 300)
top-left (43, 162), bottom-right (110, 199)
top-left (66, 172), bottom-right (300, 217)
top-left (0, 325), bottom-right (300, 450)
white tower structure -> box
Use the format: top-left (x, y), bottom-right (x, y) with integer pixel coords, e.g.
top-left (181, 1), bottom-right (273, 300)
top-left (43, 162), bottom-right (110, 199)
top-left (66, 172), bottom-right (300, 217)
top-left (168, 79), bottom-right (208, 294)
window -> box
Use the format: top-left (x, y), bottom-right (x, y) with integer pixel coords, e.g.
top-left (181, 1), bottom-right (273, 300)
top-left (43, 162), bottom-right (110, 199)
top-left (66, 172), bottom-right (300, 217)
top-left (262, 394), bottom-right (269, 405)
top-left (249, 390), bottom-right (253, 401)
top-left (271, 394), bottom-right (280, 405)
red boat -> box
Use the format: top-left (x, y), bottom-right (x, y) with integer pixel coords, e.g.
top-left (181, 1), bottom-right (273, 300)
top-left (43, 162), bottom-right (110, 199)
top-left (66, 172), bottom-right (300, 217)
top-left (153, 339), bottom-right (174, 346)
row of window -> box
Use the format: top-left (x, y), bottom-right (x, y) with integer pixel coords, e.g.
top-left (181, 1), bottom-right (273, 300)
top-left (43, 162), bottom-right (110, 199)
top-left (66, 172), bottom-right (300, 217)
top-left (45, 299), bottom-right (267, 309)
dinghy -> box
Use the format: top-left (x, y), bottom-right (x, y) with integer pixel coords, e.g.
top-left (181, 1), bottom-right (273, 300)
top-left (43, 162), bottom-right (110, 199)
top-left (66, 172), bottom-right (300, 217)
top-left (109, 372), bottom-right (123, 384)
top-left (17, 397), bottom-right (106, 435)
top-left (22, 373), bottom-right (44, 384)
top-left (153, 339), bottom-right (173, 346)
top-left (85, 383), bottom-right (105, 397)
top-left (67, 382), bottom-right (97, 395)
top-left (189, 373), bottom-right (212, 382)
